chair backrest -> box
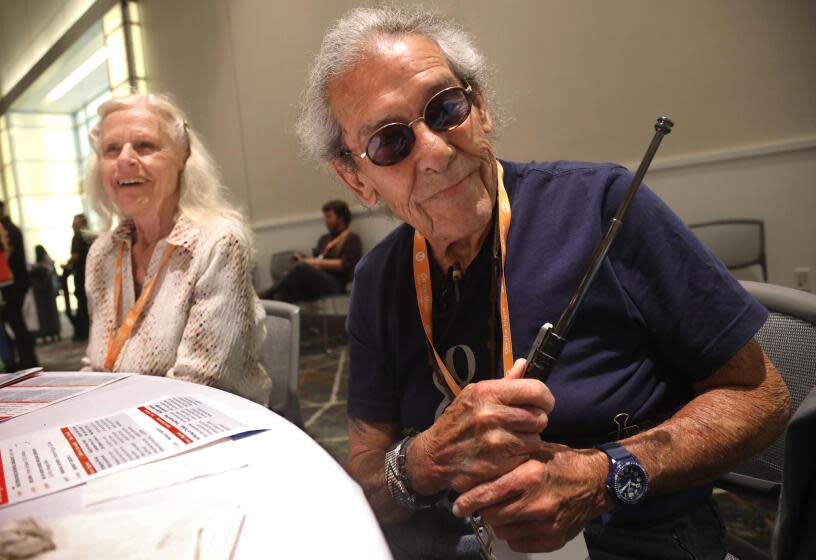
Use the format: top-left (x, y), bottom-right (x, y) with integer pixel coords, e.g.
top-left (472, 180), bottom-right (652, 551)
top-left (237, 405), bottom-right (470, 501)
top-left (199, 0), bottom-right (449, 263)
top-left (270, 250), bottom-right (298, 283)
top-left (728, 281), bottom-right (816, 486)
top-left (689, 220), bottom-right (767, 281)
top-left (260, 299), bottom-right (303, 427)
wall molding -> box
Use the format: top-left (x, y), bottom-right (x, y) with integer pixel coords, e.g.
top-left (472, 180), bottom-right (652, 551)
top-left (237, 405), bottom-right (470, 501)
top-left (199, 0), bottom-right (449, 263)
top-left (251, 203), bottom-right (389, 233)
top-left (251, 135), bottom-right (816, 232)
top-left (632, 135), bottom-right (816, 172)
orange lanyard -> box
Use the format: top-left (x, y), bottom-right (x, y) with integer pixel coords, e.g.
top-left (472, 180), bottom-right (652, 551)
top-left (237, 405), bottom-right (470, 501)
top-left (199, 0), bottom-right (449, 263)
top-left (412, 162), bottom-right (512, 397)
top-left (104, 241), bottom-right (176, 370)
top-left (320, 229), bottom-right (351, 258)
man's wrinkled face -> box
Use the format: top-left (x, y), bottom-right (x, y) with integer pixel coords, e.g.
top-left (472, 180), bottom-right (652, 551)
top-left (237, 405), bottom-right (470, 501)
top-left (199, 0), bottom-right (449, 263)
top-left (328, 35), bottom-right (497, 245)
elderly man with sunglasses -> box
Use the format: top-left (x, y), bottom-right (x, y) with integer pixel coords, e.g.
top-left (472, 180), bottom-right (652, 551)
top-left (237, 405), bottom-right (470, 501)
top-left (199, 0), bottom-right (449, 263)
top-left (297, 6), bottom-right (789, 559)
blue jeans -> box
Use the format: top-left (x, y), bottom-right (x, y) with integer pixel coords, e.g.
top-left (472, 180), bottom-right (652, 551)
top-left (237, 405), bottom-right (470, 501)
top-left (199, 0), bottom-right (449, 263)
top-left (584, 499), bottom-right (726, 559)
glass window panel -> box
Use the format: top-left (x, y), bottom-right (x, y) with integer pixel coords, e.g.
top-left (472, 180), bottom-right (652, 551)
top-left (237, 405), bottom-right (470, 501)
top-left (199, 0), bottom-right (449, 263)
top-left (15, 162), bottom-right (80, 196)
top-left (127, 1), bottom-right (140, 24)
top-left (135, 79), bottom-right (147, 95)
top-left (9, 198), bottom-right (21, 225)
top-left (87, 115), bottom-right (100, 134)
top-left (7, 113), bottom-right (74, 128)
top-left (19, 194), bottom-right (83, 231)
top-left (9, 128), bottom-right (77, 162)
top-left (77, 123), bottom-right (90, 160)
top-left (103, 4), bottom-right (123, 36)
top-left (112, 82), bottom-right (133, 97)
top-left (3, 166), bottom-right (17, 199)
top-left (131, 26), bottom-right (146, 77)
top-left (0, 129), bottom-right (10, 163)
top-left (86, 91), bottom-right (112, 119)
top-left (25, 226), bottom-right (75, 267)
top-left (105, 28), bottom-right (129, 87)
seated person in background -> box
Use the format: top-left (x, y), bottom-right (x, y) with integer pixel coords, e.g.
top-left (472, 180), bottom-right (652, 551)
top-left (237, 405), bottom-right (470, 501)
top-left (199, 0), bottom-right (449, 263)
top-left (260, 199), bottom-right (362, 302)
top-left (81, 93), bottom-right (270, 405)
top-left (297, 6), bottom-right (790, 559)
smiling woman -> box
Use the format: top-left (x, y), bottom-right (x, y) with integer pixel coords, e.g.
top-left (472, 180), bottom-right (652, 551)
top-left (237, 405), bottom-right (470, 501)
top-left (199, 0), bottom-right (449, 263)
top-left (79, 94), bottom-right (270, 405)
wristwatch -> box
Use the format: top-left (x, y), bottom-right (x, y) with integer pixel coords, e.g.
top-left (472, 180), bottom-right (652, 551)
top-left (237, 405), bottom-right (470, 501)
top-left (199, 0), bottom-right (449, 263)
top-left (384, 435), bottom-right (442, 510)
top-left (595, 442), bottom-right (650, 506)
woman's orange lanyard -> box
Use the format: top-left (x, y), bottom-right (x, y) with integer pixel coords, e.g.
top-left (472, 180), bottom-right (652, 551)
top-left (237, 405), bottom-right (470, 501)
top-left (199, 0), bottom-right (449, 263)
top-left (319, 228), bottom-right (351, 258)
top-left (104, 241), bottom-right (176, 370)
top-left (412, 162), bottom-right (512, 397)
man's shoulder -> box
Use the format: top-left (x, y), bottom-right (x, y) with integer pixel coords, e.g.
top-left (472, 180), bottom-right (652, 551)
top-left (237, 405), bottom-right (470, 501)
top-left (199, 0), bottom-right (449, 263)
top-left (502, 159), bottom-right (628, 184)
top-left (502, 159), bottom-right (634, 214)
top-left (354, 223), bottom-right (411, 281)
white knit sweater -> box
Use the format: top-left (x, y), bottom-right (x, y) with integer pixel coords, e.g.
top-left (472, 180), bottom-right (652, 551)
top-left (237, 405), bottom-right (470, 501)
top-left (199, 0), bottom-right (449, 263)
top-left (83, 215), bottom-right (271, 405)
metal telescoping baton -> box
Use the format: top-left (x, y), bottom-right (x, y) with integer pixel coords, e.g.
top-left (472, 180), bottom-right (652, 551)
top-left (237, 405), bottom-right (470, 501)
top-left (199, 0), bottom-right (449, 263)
top-left (524, 116), bottom-right (674, 382)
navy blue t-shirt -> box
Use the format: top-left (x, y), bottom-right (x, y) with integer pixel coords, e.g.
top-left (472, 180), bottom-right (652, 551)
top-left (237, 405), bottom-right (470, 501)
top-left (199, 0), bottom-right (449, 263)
top-left (347, 160), bottom-right (767, 522)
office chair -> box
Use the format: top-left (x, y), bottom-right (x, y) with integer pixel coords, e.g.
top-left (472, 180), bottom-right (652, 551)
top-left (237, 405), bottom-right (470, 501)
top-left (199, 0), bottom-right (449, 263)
top-left (268, 250), bottom-right (351, 353)
top-left (269, 249), bottom-right (299, 284)
top-left (773, 386), bottom-right (816, 560)
top-left (260, 299), bottom-right (304, 428)
top-left (689, 220), bottom-right (767, 281)
top-left (721, 281), bottom-right (816, 560)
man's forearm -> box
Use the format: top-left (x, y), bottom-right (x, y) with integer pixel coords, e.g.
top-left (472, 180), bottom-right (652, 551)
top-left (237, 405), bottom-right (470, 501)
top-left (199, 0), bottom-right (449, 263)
top-left (346, 418), bottom-right (413, 524)
top-left (621, 344), bottom-right (790, 495)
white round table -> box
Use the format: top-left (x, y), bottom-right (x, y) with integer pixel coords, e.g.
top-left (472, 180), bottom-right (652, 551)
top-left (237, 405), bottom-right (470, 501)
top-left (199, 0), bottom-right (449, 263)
top-left (0, 374), bottom-right (392, 559)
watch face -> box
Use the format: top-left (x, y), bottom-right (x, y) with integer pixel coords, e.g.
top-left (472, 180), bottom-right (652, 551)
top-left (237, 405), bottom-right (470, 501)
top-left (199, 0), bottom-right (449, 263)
top-left (612, 463), bottom-right (648, 505)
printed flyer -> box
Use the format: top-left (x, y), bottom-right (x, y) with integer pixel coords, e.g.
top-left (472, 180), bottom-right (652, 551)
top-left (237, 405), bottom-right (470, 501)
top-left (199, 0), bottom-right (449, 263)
top-left (0, 372), bottom-right (128, 422)
top-left (0, 395), bottom-right (262, 507)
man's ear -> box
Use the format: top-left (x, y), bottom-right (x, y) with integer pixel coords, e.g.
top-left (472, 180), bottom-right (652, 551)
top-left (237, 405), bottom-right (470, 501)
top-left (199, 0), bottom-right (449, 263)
top-left (472, 91), bottom-right (493, 134)
top-left (331, 158), bottom-right (378, 207)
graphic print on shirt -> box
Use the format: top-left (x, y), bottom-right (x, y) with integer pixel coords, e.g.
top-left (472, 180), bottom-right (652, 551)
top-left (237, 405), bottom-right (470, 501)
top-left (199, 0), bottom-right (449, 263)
top-left (433, 344), bottom-right (477, 419)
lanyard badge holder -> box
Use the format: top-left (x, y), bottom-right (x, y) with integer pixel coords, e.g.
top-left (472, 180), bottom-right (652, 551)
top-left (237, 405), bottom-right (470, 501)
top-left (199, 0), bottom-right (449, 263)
top-left (524, 116), bottom-right (673, 382)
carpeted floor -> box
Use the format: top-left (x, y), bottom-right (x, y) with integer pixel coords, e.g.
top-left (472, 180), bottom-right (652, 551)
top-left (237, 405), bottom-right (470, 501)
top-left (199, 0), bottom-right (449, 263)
top-left (32, 321), bottom-right (776, 555)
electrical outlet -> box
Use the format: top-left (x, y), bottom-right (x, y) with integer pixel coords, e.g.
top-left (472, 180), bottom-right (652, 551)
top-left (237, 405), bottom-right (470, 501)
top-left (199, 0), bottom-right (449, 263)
top-left (794, 267), bottom-right (812, 292)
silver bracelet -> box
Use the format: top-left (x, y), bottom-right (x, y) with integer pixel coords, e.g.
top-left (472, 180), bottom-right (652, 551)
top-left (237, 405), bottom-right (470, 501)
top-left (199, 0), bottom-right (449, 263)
top-left (384, 435), bottom-right (441, 510)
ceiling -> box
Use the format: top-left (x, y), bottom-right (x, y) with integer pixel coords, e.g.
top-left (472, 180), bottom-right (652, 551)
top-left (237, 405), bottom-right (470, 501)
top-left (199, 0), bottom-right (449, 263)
top-left (11, 21), bottom-right (109, 115)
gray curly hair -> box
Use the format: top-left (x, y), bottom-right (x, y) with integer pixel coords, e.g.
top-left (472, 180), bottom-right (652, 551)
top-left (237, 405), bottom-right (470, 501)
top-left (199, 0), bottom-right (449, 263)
top-left (295, 5), bottom-right (497, 165)
top-left (85, 93), bottom-right (248, 242)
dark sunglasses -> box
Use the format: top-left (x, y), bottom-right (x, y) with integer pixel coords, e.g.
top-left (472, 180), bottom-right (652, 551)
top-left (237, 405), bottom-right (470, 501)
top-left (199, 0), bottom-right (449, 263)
top-left (344, 83), bottom-right (474, 166)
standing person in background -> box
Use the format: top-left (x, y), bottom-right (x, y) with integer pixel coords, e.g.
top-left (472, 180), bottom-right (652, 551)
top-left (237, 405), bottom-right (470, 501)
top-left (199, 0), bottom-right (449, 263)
top-left (0, 222), bottom-right (15, 370)
top-left (65, 213), bottom-right (93, 340)
top-left (30, 245), bottom-right (62, 340)
top-left (259, 199), bottom-right (362, 302)
top-left (0, 200), bottom-right (38, 369)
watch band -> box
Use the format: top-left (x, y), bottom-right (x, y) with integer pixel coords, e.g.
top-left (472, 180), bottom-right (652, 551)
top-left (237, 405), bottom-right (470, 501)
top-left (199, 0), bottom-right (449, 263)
top-left (384, 435), bottom-right (442, 510)
top-left (597, 441), bottom-right (632, 462)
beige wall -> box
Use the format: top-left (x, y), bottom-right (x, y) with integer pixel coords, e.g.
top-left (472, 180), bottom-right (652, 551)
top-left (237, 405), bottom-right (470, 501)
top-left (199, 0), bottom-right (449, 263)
top-left (3, 0), bottom-right (814, 288)
top-left (138, 0), bottom-right (815, 215)
top-left (136, 0), bottom-right (815, 289)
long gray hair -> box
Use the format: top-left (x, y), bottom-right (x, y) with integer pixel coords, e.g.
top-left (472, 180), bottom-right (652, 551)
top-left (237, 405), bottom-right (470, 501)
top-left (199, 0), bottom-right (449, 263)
top-left (85, 93), bottom-right (248, 242)
top-left (296, 5), bottom-right (497, 164)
